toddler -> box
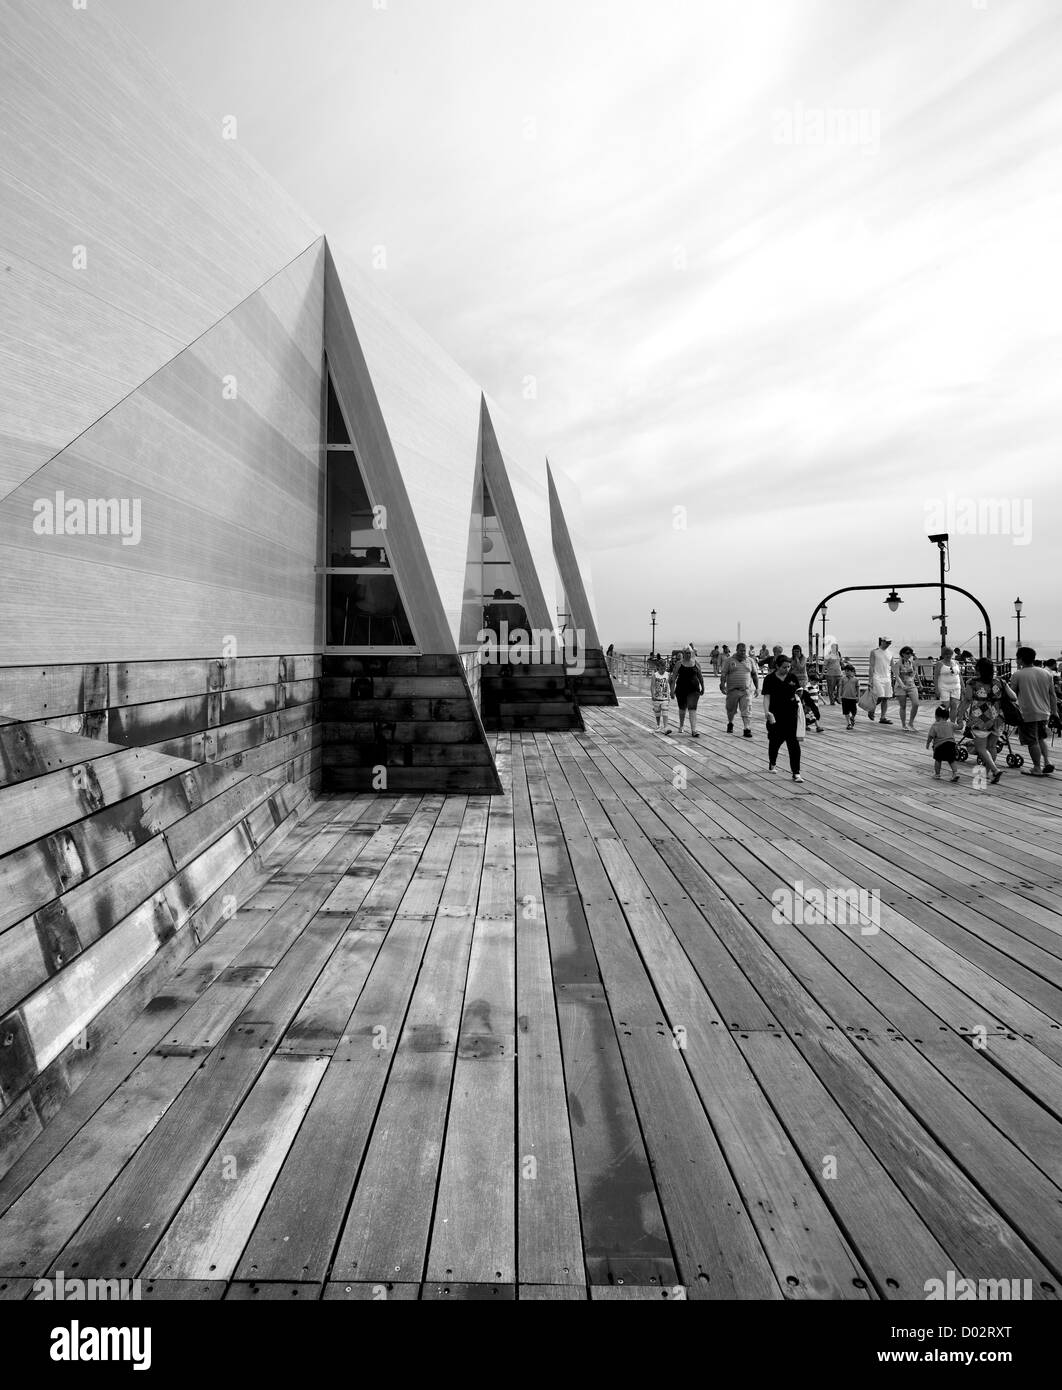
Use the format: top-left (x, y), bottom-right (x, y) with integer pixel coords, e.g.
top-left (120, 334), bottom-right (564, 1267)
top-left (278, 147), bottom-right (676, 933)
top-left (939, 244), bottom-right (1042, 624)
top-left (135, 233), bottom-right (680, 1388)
top-left (839, 664), bottom-right (860, 729)
top-left (926, 705), bottom-right (961, 782)
top-left (649, 658), bottom-right (673, 735)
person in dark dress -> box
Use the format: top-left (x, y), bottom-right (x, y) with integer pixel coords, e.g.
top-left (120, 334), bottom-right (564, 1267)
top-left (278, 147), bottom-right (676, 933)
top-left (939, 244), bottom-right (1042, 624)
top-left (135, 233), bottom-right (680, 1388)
top-left (762, 653), bottom-right (804, 781)
top-left (671, 645), bottom-right (705, 737)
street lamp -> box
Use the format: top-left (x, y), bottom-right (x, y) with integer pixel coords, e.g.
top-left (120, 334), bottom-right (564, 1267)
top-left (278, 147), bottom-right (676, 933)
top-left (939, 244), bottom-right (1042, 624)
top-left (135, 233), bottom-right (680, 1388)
top-left (820, 604), bottom-right (827, 656)
top-left (1014, 597), bottom-right (1023, 646)
top-left (650, 609), bottom-right (657, 660)
top-left (884, 588), bottom-right (903, 613)
top-left (928, 533), bottom-right (949, 652)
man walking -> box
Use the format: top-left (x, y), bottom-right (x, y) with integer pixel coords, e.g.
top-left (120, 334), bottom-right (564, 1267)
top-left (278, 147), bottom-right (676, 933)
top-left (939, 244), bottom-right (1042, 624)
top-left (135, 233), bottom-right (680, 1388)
top-left (720, 641), bottom-right (760, 738)
top-left (868, 636), bottom-right (893, 723)
top-left (1009, 647), bottom-right (1058, 777)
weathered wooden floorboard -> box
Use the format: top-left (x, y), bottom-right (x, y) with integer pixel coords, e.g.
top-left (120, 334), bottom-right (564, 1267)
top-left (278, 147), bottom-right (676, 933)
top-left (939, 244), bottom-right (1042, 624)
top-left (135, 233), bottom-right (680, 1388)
top-left (1, 693), bottom-right (1060, 1299)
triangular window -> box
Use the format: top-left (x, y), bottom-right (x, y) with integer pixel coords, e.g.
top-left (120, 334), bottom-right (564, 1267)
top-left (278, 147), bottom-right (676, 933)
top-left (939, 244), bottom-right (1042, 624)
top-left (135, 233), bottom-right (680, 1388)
top-left (460, 462), bottom-right (529, 648)
top-left (324, 371), bottom-right (416, 649)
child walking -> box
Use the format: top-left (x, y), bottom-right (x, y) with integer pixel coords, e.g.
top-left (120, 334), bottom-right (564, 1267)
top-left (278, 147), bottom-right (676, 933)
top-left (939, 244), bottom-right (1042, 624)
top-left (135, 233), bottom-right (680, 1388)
top-left (926, 706), bottom-right (961, 782)
top-left (649, 657), bottom-right (673, 735)
top-left (839, 664), bottom-right (860, 730)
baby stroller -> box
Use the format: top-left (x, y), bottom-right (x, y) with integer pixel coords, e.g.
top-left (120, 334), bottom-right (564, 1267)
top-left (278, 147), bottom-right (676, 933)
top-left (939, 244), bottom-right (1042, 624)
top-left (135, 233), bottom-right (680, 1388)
top-left (954, 688), bottom-right (1025, 768)
top-left (798, 680), bottom-right (825, 732)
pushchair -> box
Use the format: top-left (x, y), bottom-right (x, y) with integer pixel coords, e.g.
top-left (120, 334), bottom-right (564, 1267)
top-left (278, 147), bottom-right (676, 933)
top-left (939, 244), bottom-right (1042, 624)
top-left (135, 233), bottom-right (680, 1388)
top-left (954, 688), bottom-right (1025, 768)
top-left (798, 680), bottom-right (825, 732)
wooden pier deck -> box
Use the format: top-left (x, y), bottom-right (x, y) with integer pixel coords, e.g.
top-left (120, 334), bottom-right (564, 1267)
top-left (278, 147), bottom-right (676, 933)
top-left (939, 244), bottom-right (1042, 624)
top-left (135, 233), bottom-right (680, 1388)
top-left (2, 692), bottom-right (1062, 1302)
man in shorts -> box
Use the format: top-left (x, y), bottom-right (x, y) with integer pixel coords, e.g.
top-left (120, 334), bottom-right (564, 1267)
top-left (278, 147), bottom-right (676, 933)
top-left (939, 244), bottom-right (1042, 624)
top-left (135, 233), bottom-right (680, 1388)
top-left (1009, 646), bottom-right (1059, 777)
top-left (720, 642), bottom-right (760, 738)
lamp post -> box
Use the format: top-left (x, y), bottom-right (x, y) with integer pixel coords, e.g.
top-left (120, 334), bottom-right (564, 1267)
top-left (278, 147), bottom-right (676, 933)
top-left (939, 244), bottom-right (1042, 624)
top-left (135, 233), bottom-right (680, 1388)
top-left (1014, 597), bottom-right (1023, 646)
top-left (807, 581), bottom-right (991, 666)
top-left (650, 609), bottom-right (657, 661)
top-left (928, 534), bottom-right (949, 653)
top-left (821, 604), bottom-right (827, 655)
top-left (976, 631), bottom-right (984, 659)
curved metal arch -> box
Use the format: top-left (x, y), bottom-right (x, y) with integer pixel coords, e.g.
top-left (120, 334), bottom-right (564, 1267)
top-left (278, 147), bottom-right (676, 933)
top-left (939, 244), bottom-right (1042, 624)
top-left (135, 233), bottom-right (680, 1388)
top-left (807, 583), bottom-right (991, 658)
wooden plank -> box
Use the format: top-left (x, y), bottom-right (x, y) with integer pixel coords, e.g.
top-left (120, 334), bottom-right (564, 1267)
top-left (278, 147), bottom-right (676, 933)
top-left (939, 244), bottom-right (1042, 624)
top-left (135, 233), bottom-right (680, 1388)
top-left (0, 723), bottom-right (127, 786)
top-left (331, 802), bottom-right (486, 1282)
top-left (510, 740), bottom-right (584, 1286)
top-left (323, 1281), bottom-right (420, 1300)
top-left (552, 983), bottom-right (677, 1289)
top-left (0, 831), bottom-right (176, 1020)
top-left (589, 1285), bottom-right (684, 1300)
top-left (518, 1284), bottom-right (588, 1300)
top-left (736, 1031), bottom-right (953, 1299)
top-left (52, 1023), bottom-right (279, 1277)
top-left (0, 743), bottom-right (196, 853)
top-left (0, 1052), bottom-right (203, 1276)
top-left (421, 1282), bottom-right (516, 1300)
top-left (0, 820), bottom-right (326, 1212)
top-left (139, 1279), bottom-right (226, 1300)
top-left (320, 677), bottom-right (467, 700)
top-left (143, 1053), bottom-right (329, 1280)
top-left (276, 928), bottom-right (382, 1055)
top-left (686, 879), bottom-right (1062, 1289)
top-left (426, 787), bottom-right (516, 1284)
top-left (232, 803), bottom-right (460, 1282)
top-left (591, 835), bottom-right (871, 1300)
top-left (224, 1281), bottom-right (321, 1301)
top-left (0, 665), bottom-right (111, 723)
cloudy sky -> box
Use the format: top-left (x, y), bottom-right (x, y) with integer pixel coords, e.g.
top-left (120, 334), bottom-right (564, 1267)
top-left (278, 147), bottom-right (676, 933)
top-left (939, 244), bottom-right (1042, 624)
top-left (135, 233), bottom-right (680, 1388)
top-left (109, 0), bottom-right (1062, 653)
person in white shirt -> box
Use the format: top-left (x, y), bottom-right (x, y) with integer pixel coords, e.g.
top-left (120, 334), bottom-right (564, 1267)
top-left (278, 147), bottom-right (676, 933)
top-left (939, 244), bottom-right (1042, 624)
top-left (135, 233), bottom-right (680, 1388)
top-left (648, 656), bottom-right (673, 735)
top-left (867, 637), bottom-right (894, 724)
top-left (933, 647), bottom-right (962, 723)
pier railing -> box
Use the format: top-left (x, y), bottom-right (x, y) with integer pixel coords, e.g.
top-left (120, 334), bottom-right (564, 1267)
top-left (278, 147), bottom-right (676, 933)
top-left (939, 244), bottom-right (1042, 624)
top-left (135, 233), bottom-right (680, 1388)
top-left (608, 651), bottom-right (653, 692)
top-left (608, 651), bottom-right (1009, 696)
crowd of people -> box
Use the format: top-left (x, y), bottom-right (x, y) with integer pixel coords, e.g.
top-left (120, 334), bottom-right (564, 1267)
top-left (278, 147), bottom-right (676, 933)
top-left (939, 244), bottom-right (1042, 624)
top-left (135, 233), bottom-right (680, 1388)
top-left (645, 638), bottom-right (1062, 786)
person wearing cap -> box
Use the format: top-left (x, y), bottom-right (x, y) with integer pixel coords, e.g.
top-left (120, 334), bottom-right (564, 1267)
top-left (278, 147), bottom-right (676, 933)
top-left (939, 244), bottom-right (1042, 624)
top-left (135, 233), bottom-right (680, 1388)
top-left (867, 636), bottom-right (894, 724)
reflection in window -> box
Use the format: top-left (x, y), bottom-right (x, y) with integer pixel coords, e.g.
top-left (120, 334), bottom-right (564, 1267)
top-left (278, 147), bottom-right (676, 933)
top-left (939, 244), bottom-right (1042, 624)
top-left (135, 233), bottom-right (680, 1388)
top-left (327, 376), bottom-right (351, 445)
top-left (324, 371), bottom-right (415, 649)
top-left (327, 455), bottom-right (380, 566)
top-left (327, 574), bottom-right (415, 647)
top-left (478, 476), bottom-right (527, 636)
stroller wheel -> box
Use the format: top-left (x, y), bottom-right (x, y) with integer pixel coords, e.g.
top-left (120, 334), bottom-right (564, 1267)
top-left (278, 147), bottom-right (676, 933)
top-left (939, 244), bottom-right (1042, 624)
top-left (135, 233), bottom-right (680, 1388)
top-left (957, 746), bottom-right (969, 761)
top-left (1006, 754), bottom-right (1020, 768)
top-left (1015, 754), bottom-right (1024, 767)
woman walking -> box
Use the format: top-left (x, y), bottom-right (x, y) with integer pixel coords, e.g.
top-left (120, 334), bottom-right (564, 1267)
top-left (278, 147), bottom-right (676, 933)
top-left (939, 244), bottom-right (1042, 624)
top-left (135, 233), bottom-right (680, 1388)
top-left (955, 656), bottom-right (1017, 786)
top-left (791, 645), bottom-right (809, 688)
top-left (763, 653), bottom-right (804, 781)
top-left (672, 644), bottom-right (705, 738)
top-left (823, 642), bottom-right (843, 704)
top-left (891, 645), bottom-right (920, 732)
top-left (935, 647), bottom-right (962, 722)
